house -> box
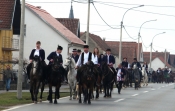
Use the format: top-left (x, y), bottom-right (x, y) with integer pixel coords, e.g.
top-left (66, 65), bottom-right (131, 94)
top-left (168, 54), bottom-right (175, 68)
top-left (13, 4), bottom-right (85, 69)
top-left (80, 32), bottom-right (119, 68)
top-left (0, 0), bottom-right (21, 81)
top-left (105, 41), bottom-right (143, 65)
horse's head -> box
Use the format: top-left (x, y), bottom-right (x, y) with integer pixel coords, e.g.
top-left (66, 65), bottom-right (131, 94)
top-left (133, 64), bottom-right (137, 69)
top-left (32, 55), bottom-right (40, 75)
top-left (64, 57), bottom-right (76, 70)
top-left (52, 56), bottom-right (62, 71)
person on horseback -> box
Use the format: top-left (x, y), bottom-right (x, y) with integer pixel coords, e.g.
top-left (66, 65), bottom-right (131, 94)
top-left (71, 49), bottom-right (79, 63)
top-left (131, 58), bottom-right (141, 69)
top-left (122, 57), bottom-right (128, 69)
top-left (143, 62), bottom-right (148, 74)
top-left (77, 49), bottom-right (82, 56)
top-left (27, 41), bottom-right (46, 83)
top-left (47, 45), bottom-right (66, 83)
top-left (102, 48), bottom-right (116, 76)
top-left (116, 63), bottom-right (126, 94)
top-left (76, 45), bottom-right (95, 85)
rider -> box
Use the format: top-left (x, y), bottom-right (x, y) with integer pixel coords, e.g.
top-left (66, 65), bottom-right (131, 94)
top-left (76, 45), bottom-right (94, 85)
top-left (131, 58), bottom-right (141, 69)
top-left (102, 48), bottom-right (116, 76)
top-left (27, 41), bottom-right (46, 82)
top-left (71, 49), bottom-right (79, 63)
top-left (121, 57), bottom-right (128, 69)
top-left (77, 49), bottom-right (82, 56)
top-left (47, 45), bottom-right (66, 83)
top-left (142, 62), bottom-right (148, 74)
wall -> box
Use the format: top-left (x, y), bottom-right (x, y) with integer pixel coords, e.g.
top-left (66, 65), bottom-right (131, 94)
top-left (148, 58), bottom-right (165, 71)
top-left (13, 7), bottom-right (83, 69)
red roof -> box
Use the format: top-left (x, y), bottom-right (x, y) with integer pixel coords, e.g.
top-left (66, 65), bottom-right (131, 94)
top-left (26, 4), bottom-right (85, 45)
top-left (105, 41), bottom-right (142, 63)
top-left (56, 18), bottom-right (79, 37)
top-left (169, 54), bottom-right (175, 67)
top-left (0, 0), bottom-right (16, 29)
top-left (143, 51), bottom-right (170, 64)
top-left (157, 57), bottom-right (172, 68)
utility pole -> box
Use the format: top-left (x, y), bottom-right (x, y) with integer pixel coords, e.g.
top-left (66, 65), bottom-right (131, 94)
top-left (164, 49), bottom-right (166, 68)
top-left (137, 33), bottom-right (140, 62)
top-left (17, 0), bottom-right (25, 99)
top-left (119, 21), bottom-right (123, 63)
top-left (86, 0), bottom-right (91, 45)
top-left (149, 43), bottom-right (152, 71)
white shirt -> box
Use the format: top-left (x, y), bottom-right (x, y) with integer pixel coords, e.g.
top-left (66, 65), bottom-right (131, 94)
top-left (34, 49), bottom-right (40, 56)
top-left (117, 69), bottom-right (121, 81)
top-left (76, 52), bottom-right (95, 66)
top-left (93, 55), bottom-right (98, 64)
top-left (107, 55), bottom-right (110, 64)
top-left (56, 52), bottom-right (59, 56)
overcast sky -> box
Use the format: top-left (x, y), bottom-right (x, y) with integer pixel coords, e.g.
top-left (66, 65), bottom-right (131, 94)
top-left (26, 0), bottom-right (175, 54)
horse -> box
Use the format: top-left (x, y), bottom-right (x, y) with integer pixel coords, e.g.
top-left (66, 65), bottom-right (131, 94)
top-left (64, 57), bottom-right (77, 100)
top-left (157, 71), bottom-right (164, 83)
top-left (47, 56), bottom-right (62, 104)
top-left (128, 68), bottom-right (134, 87)
top-left (132, 64), bottom-right (140, 90)
top-left (30, 55), bottom-right (45, 104)
top-left (122, 69), bottom-right (129, 88)
top-left (101, 62), bottom-right (114, 98)
top-left (78, 61), bottom-right (96, 104)
top-left (142, 67), bottom-right (148, 86)
top-left (152, 71), bottom-right (157, 83)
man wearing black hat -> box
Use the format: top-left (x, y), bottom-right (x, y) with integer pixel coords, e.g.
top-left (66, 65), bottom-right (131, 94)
top-left (131, 58), bottom-right (141, 69)
top-left (76, 45), bottom-right (95, 84)
top-left (77, 49), bottom-right (81, 56)
top-left (103, 48), bottom-right (116, 75)
top-left (47, 45), bottom-right (66, 82)
top-left (71, 49), bottom-right (79, 63)
top-left (122, 57), bottom-right (128, 69)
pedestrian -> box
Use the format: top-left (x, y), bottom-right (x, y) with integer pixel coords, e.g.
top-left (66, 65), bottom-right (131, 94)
top-left (116, 63), bottom-right (126, 94)
top-left (3, 65), bottom-right (14, 91)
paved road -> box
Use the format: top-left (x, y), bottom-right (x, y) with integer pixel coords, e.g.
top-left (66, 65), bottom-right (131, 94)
top-left (3, 83), bottom-right (175, 111)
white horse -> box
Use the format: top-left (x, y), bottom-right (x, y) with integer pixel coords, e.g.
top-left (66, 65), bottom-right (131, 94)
top-left (64, 57), bottom-right (77, 100)
top-left (142, 67), bottom-right (148, 86)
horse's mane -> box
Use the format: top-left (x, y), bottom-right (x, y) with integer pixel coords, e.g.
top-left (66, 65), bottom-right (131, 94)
top-left (70, 57), bottom-right (76, 67)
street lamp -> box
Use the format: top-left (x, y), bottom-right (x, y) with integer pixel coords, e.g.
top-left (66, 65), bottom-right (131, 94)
top-left (137, 19), bottom-right (157, 61)
top-left (119, 5), bottom-right (144, 63)
top-left (149, 32), bottom-right (166, 71)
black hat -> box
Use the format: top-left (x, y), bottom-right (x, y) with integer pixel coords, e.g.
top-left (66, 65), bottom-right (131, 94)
top-left (57, 45), bottom-right (63, 50)
top-left (133, 58), bottom-right (137, 60)
top-left (72, 49), bottom-right (77, 52)
top-left (123, 57), bottom-right (127, 60)
top-left (84, 45), bottom-right (89, 48)
top-left (106, 48), bottom-right (111, 51)
top-left (77, 49), bottom-right (81, 52)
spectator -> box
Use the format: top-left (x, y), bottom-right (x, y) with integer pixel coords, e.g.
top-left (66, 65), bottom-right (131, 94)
top-left (3, 65), bottom-right (14, 91)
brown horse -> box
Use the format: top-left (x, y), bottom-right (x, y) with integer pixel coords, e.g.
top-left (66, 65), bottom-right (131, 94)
top-left (30, 55), bottom-right (45, 104)
top-left (78, 61), bottom-right (96, 104)
top-left (47, 56), bottom-right (62, 104)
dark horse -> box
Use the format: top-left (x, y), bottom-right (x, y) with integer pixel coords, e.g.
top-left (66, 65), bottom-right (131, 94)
top-left (101, 62), bottom-right (114, 98)
top-left (78, 61), bottom-right (96, 104)
top-left (30, 55), bottom-right (45, 104)
top-left (47, 56), bottom-right (62, 104)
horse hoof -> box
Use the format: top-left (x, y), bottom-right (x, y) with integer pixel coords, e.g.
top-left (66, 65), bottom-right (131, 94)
top-left (39, 99), bottom-right (42, 102)
top-left (79, 100), bottom-right (82, 103)
top-left (49, 101), bottom-right (53, 103)
top-left (69, 98), bottom-right (72, 100)
top-left (54, 100), bottom-right (57, 104)
top-left (88, 102), bottom-right (91, 104)
top-left (34, 101), bottom-right (37, 104)
top-left (103, 95), bottom-right (106, 98)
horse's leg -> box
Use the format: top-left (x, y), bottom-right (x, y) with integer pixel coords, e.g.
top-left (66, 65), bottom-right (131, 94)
top-left (83, 86), bottom-right (87, 104)
top-left (107, 83), bottom-right (110, 97)
top-left (54, 86), bottom-right (58, 104)
top-left (78, 85), bottom-right (82, 103)
top-left (30, 81), bottom-right (34, 102)
top-left (34, 81), bottom-right (40, 104)
top-left (103, 83), bottom-right (107, 97)
top-left (40, 81), bottom-right (45, 102)
top-left (88, 88), bottom-right (92, 104)
top-left (69, 83), bottom-right (72, 100)
top-left (49, 84), bottom-right (53, 103)
top-left (73, 82), bottom-right (76, 99)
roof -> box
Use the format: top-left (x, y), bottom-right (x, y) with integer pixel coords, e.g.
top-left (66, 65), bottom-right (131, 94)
top-left (0, 0), bottom-right (21, 34)
top-left (158, 57), bottom-right (172, 68)
top-left (80, 32), bottom-right (115, 54)
top-left (169, 54), bottom-right (175, 67)
top-left (143, 51), bottom-right (170, 64)
top-left (56, 18), bottom-right (79, 36)
top-left (26, 4), bottom-right (84, 45)
top-left (105, 41), bottom-right (142, 63)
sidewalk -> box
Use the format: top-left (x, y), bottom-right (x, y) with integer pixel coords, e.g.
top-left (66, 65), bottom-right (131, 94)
top-left (0, 84), bottom-right (69, 94)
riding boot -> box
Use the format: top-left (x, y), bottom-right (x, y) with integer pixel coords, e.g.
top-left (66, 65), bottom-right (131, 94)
top-left (77, 69), bottom-right (81, 85)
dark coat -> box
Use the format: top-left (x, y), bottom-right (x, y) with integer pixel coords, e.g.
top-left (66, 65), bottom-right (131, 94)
top-left (131, 62), bottom-right (141, 69)
top-left (103, 55), bottom-right (115, 64)
top-left (29, 49), bottom-right (45, 61)
top-left (47, 51), bottom-right (63, 65)
top-left (122, 61), bottom-right (128, 68)
top-left (72, 54), bottom-right (79, 63)
top-left (116, 68), bottom-right (126, 79)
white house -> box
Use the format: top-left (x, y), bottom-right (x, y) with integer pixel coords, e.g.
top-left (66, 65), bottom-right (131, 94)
top-left (13, 4), bottom-right (85, 69)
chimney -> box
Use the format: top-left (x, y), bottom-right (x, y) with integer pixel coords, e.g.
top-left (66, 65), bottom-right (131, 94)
top-left (36, 6), bottom-right (41, 9)
top-left (103, 37), bottom-right (106, 41)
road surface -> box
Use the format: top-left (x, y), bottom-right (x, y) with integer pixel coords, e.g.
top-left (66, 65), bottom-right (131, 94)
top-left (3, 83), bottom-right (175, 111)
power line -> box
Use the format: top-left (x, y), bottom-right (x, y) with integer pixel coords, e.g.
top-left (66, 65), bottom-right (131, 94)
top-left (91, 28), bottom-right (113, 32)
top-left (123, 26), bottom-right (138, 40)
top-left (140, 36), bottom-right (150, 49)
top-left (92, 3), bottom-right (120, 29)
top-left (95, 2), bottom-right (175, 17)
top-left (94, 1), bottom-right (175, 8)
top-left (26, 1), bottom-right (70, 3)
